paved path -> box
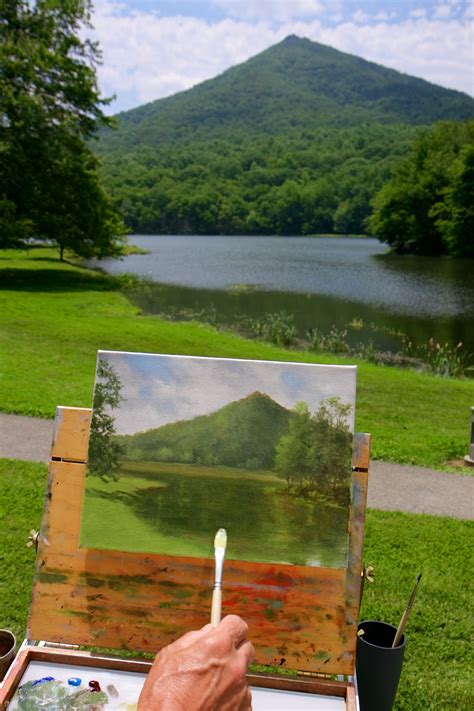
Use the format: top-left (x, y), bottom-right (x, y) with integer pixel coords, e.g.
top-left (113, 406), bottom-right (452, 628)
top-left (1, 413), bottom-right (473, 520)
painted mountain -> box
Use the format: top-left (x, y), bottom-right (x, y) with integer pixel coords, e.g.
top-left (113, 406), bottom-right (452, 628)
top-left (96, 36), bottom-right (473, 235)
top-left (117, 391), bottom-right (293, 470)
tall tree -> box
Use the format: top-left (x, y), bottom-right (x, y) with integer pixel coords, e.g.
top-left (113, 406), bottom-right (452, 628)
top-left (368, 120), bottom-right (474, 256)
top-left (0, 0), bottom-right (126, 257)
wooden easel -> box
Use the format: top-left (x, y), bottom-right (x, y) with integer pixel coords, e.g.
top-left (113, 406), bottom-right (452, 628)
top-left (0, 406), bottom-right (370, 709)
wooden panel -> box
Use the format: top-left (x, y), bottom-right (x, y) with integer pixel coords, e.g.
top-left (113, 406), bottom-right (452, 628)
top-left (248, 672), bottom-right (349, 697)
top-left (51, 407), bottom-right (91, 461)
top-left (343, 461), bottom-right (369, 672)
top-left (0, 649), bottom-right (30, 709)
top-left (28, 407), bottom-right (370, 677)
top-left (352, 433), bottom-right (371, 471)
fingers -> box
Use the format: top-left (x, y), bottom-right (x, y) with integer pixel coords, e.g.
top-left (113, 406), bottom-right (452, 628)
top-left (238, 639), bottom-right (255, 667)
top-left (171, 623), bottom-right (214, 650)
top-left (219, 614), bottom-right (249, 648)
top-left (238, 685), bottom-right (253, 711)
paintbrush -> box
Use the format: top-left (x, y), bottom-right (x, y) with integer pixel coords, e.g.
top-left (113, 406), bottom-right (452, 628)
top-left (211, 528), bottom-right (227, 627)
top-left (392, 574), bottom-right (422, 648)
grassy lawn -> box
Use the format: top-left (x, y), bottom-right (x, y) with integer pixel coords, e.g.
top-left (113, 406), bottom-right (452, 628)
top-left (1, 247), bottom-right (473, 469)
top-left (2, 459), bottom-right (472, 710)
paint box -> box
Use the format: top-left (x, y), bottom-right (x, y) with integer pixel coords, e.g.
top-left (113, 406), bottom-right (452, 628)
top-left (0, 353), bottom-right (370, 710)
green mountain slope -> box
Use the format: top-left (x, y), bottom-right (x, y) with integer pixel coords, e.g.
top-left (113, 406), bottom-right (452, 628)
top-left (119, 391), bottom-right (292, 470)
top-left (101, 35), bottom-right (473, 151)
top-left (96, 36), bottom-right (473, 236)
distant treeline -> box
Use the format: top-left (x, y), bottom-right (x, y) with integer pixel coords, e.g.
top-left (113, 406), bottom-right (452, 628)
top-left (98, 124), bottom-right (416, 236)
top-left (99, 119), bottom-right (474, 256)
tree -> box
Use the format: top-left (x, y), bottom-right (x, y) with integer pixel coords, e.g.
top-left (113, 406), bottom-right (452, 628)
top-left (433, 144), bottom-right (474, 257)
top-left (368, 120), bottom-right (474, 256)
top-left (0, 0), bottom-right (126, 258)
top-left (88, 358), bottom-right (125, 480)
top-left (307, 397), bottom-right (352, 502)
top-left (275, 398), bottom-right (352, 503)
top-left (275, 401), bottom-right (313, 487)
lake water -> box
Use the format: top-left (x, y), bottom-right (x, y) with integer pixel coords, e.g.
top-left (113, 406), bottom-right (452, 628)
top-left (91, 235), bottom-right (474, 355)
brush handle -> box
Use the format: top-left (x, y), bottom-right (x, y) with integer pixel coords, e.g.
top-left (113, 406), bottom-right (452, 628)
top-left (392, 608), bottom-right (409, 648)
top-left (211, 588), bottom-right (222, 627)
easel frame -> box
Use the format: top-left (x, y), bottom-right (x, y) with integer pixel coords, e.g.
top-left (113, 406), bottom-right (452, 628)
top-left (0, 406), bottom-right (370, 709)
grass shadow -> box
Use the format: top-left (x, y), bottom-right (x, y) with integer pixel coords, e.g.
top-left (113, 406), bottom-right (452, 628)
top-left (0, 267), bottom-right (119, 293)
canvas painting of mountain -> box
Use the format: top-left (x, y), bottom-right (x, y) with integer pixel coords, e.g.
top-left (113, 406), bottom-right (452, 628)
top-left (80, 351), bottom-right (357, 568)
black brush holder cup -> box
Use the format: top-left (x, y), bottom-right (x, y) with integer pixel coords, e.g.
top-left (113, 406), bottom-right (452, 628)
top-left (356, 620), bottom-right (406, 711)
top-left (0, 629), bottom-right (16, 681)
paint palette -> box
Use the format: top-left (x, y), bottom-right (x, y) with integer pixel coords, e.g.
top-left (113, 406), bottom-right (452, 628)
top-left (8, 660), bottom-right (146, 710)
top-left (8, 660), bottom-right (345, 710)
top-left (0, 353), bottom-right (370, 710)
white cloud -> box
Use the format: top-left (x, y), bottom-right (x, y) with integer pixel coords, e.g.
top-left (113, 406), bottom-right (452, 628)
top-left (91, 1), bottom-right (474, 112)
top-left (433, 3), bottom-right (453, 17)
top-left (352, 10), bottom-right (370, 23)
top-left (410, 8), bottom-right (427, 17)
top-left (211, 0), bottom-right (325, 22)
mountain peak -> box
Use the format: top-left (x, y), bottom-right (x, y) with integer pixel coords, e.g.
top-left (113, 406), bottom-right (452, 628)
top-left (108, 36), bottom-right (473, 143)
top-left (282, 34), bottom-right (303, 43)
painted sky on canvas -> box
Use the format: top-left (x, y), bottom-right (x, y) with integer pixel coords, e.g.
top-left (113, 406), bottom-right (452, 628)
top-left (89, 0), bottom-right (473, 113)
top-left (96, 351), bottom-right (357, 435)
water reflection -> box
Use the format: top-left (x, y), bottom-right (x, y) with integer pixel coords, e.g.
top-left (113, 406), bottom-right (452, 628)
top-left (89, 235), bottom-right (474, 354)
top-left (128, 469), bottom-right (349, 567)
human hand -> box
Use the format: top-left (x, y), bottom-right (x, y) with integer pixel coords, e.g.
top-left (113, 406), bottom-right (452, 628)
top-left (137, 614), bottom-right (254, 710)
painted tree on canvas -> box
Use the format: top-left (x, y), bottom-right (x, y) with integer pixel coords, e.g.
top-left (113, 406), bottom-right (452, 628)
top-left (275, 397), bottom-right (352, 504)
top-left (88, 359), bottom-right (125, 480)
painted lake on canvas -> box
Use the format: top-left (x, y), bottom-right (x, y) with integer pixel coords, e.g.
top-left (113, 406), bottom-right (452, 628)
top-left (81, 462), bottom-right (350, 567)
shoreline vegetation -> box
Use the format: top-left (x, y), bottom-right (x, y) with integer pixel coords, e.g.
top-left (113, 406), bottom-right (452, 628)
top-left (1, 246), bottom-right (473, 471)
top-left (110, 243), bottom-right (474, 380)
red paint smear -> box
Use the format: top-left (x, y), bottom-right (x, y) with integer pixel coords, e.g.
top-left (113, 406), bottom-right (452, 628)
top-left (255, 570), bottom-right (296, 588)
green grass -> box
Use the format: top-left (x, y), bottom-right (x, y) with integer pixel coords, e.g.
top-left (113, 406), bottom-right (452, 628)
top-left (2, 459), bottom-right (472, 709)
top-left (0, 459), bottom-right (47, 643)
top-left (360, 510), bottom-right (474, 710)
top-left (1, 247), bottom-right (473, 469)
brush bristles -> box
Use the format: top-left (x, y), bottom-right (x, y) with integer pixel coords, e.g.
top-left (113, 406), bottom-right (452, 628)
top-left (214, 528), bottom-right (227, 550)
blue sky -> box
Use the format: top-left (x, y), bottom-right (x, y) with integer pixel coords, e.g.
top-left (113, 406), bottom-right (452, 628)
top-left (90, 1), bottom-right (473, 113)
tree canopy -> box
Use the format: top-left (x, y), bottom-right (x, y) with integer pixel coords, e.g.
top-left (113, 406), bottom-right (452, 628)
top-left (368, 120), bottom-right (474, 256)
top-left (275, 397), bottom-right (352, 505)
top-left (0, 0), bottom-right (126, 259)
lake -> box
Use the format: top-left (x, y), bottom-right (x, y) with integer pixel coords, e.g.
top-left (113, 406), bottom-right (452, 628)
top-left (90, 235), bottom-right (474, 355)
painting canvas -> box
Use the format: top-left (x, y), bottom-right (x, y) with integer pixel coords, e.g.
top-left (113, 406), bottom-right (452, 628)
top-left (80, 351), bottom-right (357, 568)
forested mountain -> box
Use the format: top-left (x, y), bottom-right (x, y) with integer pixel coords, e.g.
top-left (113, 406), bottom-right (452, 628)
top-left (118, 391), bottom-right (292, 470)
top-left (96, 36), bottom-right (474, 236)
